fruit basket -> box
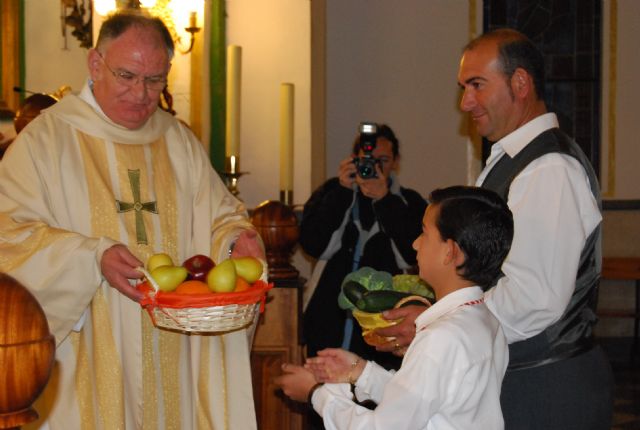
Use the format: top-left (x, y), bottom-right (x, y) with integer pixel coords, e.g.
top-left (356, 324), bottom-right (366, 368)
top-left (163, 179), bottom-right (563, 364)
top-left (137, 268), bottom-right (272, 333)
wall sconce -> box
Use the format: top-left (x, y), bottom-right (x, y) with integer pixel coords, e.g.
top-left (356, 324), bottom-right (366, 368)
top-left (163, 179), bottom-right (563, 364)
top-left (60, 0), bottom-right (93, 49)
top-left (94, 0), bottom-right (202, 54)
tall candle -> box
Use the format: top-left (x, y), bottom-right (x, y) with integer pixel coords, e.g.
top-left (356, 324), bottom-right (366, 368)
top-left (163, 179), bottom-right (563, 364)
top-left (226, 45), bottom-right (242, 158)
top-left (280, 83), bottom-right (294, 191)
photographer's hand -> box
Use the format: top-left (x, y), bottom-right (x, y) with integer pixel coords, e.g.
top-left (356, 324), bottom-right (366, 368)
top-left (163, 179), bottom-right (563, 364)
top-left (357, 163), bottom-right (388, 200)
top-left (338, 156), bottom-right (358, 189)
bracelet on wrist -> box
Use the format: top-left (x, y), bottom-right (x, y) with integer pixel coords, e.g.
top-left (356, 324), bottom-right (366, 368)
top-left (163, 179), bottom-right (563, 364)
top-left (347, 358), bottom-right (361, 385)
top-left (307, 382), bottom-right (324, 407)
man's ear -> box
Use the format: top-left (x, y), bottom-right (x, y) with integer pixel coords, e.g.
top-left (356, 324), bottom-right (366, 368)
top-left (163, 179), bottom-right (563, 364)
top-left (87, 49), bottom-right (102, 80)
top-left (511, 68), bottom-right (532, 99)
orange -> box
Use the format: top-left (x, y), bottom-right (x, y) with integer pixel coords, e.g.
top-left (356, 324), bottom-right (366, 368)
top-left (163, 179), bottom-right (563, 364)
top-left (175, 280), bottom-right (211, 295)
top-left (234, 276), bottom-right (251, 292)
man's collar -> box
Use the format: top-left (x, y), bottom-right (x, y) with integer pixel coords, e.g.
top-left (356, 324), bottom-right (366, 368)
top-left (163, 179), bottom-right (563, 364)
top-left (497, 112), bottom-right (559, 157)
top-left (79, 80), bottom-right (111, 123)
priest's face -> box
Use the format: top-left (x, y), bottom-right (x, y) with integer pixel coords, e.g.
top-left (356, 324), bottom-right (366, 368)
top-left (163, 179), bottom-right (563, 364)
top-left (88, 26), bottom-right (171, 130)
top-left (457, 40), bottom-right (521, 142)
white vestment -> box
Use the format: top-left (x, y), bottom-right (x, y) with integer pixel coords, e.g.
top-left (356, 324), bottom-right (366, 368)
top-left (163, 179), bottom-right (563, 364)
top-left (0, 84), bottom-right (257, 429)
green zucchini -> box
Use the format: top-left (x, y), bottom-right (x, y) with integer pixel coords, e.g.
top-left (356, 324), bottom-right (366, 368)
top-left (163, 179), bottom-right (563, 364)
top-left (342, 281), bottom-right (368, 305)
top-left (355, 290), bottom-right (413, 313)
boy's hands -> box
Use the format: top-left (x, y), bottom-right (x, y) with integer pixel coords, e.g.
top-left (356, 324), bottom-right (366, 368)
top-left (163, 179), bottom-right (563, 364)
top-left (305, 348), bottom-right (364, 384)
top-left (274, 364), bottom-right (317, 403)
top-left (375, 305), bottom-right (424, 356)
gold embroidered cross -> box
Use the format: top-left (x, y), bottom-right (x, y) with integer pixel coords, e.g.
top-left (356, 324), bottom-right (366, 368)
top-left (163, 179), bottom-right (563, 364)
top-left (115, 169), bottom-right (157, 245)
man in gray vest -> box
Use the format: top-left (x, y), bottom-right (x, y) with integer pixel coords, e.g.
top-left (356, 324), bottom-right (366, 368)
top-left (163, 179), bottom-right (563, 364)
top-left (377, 28), bottom-right (613, 429)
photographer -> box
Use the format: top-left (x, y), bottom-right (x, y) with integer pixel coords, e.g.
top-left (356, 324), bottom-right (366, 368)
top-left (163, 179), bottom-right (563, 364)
top-left (300, 123), bottom-right (427, 372)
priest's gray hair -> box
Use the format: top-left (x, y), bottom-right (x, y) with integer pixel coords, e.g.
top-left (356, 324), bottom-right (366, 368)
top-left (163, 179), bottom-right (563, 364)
top-left (95, 11), bottom-right (175, 60)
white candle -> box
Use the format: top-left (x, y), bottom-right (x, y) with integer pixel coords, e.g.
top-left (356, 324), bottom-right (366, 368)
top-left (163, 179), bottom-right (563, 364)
top-left (226, 45), bottom-right (242, 158)
top-left (188, 11), bottom-right (197, 29)
top-left (280, 83), bottom-right (294, 191)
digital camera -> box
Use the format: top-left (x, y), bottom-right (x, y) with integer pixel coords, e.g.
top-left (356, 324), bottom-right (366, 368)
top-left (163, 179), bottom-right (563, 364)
top-left (352, 122), bottom-right (380, 179)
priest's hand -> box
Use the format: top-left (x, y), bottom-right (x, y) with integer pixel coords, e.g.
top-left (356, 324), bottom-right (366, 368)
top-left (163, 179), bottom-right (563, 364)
top-left (231, 229), bottom-right (266, 260)
top-left (375, 305), bottom-right (424, 356)
top-left (274, 363), bottom-right (318, 403)
top-left (101, 244), bottom-right (145, 302)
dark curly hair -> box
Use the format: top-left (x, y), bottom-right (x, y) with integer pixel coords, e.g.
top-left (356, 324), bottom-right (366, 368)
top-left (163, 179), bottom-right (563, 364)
top-left (428, 186), bottom-right (514, 290)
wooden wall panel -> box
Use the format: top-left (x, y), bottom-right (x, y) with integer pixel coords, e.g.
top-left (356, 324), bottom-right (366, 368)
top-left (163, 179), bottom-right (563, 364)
top-left (251, 283), bottom-right (305, 430)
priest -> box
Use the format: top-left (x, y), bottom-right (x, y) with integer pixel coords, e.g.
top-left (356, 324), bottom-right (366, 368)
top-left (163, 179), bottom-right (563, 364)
top-left (0, 11), bottom-right (262, 429)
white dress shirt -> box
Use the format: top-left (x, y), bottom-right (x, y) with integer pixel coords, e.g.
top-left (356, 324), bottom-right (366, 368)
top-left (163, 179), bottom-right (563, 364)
top-left (312, 287), bottom-right (508, 430)
top-left (478, 113), bottom-right (601, 343)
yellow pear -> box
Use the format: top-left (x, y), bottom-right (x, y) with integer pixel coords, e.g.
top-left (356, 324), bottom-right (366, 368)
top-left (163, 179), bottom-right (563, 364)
top-left (147, 253), bottom-right (173, 272)
top-left (151, 265), bottom-right (188, 292)
top-left (232, 257), bottom-right (263, 283)
top-left (206, 259), bottom-right (237, 292)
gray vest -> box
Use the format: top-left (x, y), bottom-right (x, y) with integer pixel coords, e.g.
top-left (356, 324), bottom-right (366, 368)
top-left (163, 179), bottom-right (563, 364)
top-left (482, 128), bottom-right (602, 370)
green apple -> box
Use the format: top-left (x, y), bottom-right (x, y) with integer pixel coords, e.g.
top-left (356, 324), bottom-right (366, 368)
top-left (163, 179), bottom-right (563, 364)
top-left (232, 257), bottom-right (263, 283)
top-left (147, 253), bottom-right (174, 272)
top-left (151, 265), bottom-right (188, 292)
top-left (206, 259), bottom-right (237, 292)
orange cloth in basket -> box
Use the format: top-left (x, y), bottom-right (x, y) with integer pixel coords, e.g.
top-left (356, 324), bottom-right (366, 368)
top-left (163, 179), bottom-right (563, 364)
top-left (138, 280), bottom-right (273, 311)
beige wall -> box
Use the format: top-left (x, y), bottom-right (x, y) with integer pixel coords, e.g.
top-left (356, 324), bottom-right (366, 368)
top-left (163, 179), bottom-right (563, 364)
top-left (24, 0), bottom-right (88, 94)
top-left (325, 0), bottom-right (480, 199)
top-left (226, 0), bottom-right (312, 209)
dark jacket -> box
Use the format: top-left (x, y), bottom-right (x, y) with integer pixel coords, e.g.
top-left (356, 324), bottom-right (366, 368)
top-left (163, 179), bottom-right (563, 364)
top-left (300, 176), bottom-right (427, 368)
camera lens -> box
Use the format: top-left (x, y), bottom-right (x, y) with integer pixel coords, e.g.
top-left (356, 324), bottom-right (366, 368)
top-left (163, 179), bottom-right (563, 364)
top-left (357, 158), bottom-right (377, 179)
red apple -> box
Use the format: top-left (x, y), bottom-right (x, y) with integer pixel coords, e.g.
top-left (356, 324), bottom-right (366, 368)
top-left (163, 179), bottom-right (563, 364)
top-left (182, 254), bottom-right (216, 282)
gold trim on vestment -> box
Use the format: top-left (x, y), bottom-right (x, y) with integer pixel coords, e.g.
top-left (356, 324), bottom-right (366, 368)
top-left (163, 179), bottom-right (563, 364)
top-left (159, 330), bottom-right (182, 428)
top-left (198, 337), bottom-right (214, 429)
top-left (150, 137), bottom-right (179, 260)
top-left (72, 332), bottom-right (97, 429)
top-left (142, 309), bottom-right (159, 430)
top-left (78, 132), bottom-right (126, 428)
top-left (221, 335), bottom-right (229, 430)
top-left (92, 289), bottom-right (125, 428)
top-left (0, 215), bottom-right (75, 272)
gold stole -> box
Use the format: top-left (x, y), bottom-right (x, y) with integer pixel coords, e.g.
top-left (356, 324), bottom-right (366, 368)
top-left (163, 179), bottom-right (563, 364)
top-left (75, 131), bottom-right (184, 429)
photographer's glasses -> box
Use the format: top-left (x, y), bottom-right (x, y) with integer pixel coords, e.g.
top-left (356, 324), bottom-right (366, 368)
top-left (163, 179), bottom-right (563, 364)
top-left (97, 52), bottom-right (168, 91)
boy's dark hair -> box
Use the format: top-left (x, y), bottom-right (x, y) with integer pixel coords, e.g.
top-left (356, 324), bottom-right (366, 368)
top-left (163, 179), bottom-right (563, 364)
top-left (96, 11), bottom-right (175, 58)
top-left (429, 186), bottom-right (514, 290)
top-left (465, 28), bottom-right (545, 100)
top-left (351, 123), bottom-right (399, 158)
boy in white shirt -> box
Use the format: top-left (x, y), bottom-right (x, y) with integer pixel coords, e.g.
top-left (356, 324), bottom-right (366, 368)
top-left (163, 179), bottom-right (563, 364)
top-left (275, 185), bottom-right (513, 429)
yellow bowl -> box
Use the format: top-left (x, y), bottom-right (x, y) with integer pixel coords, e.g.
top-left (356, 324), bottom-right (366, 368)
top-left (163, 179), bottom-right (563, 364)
top-left (352, 309), bottom-right (400, 346)
top-left (351, 295), bottom-right (432, 346)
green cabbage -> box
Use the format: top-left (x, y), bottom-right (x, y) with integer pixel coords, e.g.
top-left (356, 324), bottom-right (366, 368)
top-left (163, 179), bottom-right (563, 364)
top-left (337, 267), bottom-right (393, 310)
top-left (392, 274), bottom-right (435, 300)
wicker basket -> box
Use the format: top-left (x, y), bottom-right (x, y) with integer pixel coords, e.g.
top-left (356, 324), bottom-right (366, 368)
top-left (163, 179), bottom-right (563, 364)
top-left (137, 267), bottom-right (272, 333)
